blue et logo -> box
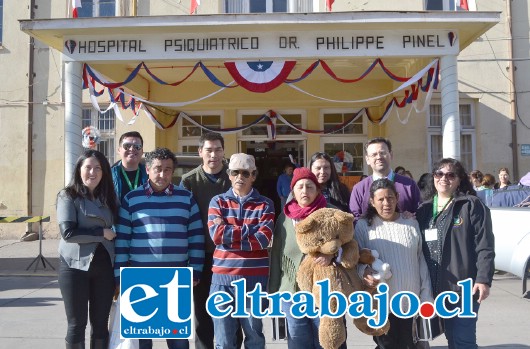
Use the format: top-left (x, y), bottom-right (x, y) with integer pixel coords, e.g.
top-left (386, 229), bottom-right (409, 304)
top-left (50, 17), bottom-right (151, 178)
top-left (120, 267), bottom-right (193, 339)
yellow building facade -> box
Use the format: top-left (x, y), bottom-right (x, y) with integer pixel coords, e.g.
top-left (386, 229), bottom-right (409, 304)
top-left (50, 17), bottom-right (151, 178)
top-left (3, 0), bottom-right (530, 238)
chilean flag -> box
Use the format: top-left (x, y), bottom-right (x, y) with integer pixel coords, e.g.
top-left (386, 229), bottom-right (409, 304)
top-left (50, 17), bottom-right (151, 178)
top-left (72, 0), bottom-right (82, 18)
top-left (224, 61), bottom-right (296, 93)
top-left (460, 0), bottom-right (477, 11)
top-left (190, 0), bottom-right (200, 14)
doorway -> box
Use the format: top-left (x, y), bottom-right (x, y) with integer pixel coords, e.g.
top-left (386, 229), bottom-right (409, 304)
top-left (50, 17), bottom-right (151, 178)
top-left (239, 140), bottom-right (305, 217)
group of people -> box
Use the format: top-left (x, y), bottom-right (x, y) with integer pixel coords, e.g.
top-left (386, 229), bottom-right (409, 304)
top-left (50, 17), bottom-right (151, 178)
top-left (56, 132), bottom-right (495, 349)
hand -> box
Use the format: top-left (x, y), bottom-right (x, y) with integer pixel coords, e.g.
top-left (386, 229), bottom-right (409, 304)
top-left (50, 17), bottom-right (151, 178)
top-left (113, 286), bottom-right (120, 301)
top-left (401, 211), bottom-right (416, 219)
top-left (213, 217), bottom-right (224, 226)
top-left (313, 253), bottom-right (334, 266)
top-left (103, 228), bottom-right (116, 241)
top-left (363, 266), bottom-right (379, 289)
top-left (473, 282), bottom-right (490, 303)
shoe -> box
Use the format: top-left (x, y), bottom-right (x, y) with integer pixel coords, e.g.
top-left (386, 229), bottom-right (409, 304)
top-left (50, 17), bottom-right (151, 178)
top-left (20, 232), bottom-right (39, 242)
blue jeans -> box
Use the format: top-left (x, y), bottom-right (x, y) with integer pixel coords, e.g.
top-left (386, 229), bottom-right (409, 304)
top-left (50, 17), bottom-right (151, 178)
top-left (444, 300), bottom-right (480, 349)
top-left (139, 339), bottom-right (188, 349)
top-left (281, 301), bottom-right (347, 349)
top-left (210, 284), bottom-right (265, 349)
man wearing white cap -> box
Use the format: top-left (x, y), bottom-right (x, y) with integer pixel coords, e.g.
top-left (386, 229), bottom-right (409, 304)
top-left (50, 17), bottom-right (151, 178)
top-left (207, 153), bottom-right (275, 349)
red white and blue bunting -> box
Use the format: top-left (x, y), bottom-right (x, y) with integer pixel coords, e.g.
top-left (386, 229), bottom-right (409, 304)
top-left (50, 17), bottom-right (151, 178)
top-left (83, 58), bottom-right (439, 136)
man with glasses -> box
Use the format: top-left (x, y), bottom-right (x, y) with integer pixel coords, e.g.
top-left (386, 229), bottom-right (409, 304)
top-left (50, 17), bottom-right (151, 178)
top-left (111, 131), bottom-right (148, 202)
top-left (207, 153), bottom-right (275, 349)
top-left (349, 137), bottom-right (421, 221)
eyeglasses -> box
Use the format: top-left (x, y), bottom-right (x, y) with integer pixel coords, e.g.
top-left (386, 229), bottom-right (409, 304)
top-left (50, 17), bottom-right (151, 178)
top-left (367, 151), bottom-right (389, 159)
top-left (122, 143), bottom-right (142, 151)
top-left (228, 169), bottom-right (252, 178)
top-left (433, 170), bottom-right (457, 181)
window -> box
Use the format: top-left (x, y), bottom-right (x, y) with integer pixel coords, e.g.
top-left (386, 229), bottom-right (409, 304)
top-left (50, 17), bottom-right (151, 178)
top-left (0, 0), bottom-right (3, 45)
top-left (323, 111), bottom-right (364, 135)
top-left (238, 110), bottom-right (305, 139)
top-left (241, 112), bottom-right (302, 136)
top-left (425, 0), bottom-right (465, 11)
top-left (78, 0), bottom-right (116, 17)
top-left (224, 0), bottom-right (313, 13)
top-left (428, 103), bottom-right (475, 172)
top-left (82, 107), bottom-right (116, 164)
top-left (178, 112), bottom-right (223, 153)
top-left (320, 109), bottom-right (366, 176)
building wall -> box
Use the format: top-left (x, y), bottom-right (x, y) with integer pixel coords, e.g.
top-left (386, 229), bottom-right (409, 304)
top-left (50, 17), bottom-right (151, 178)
top-left (1, 0), bottom-right (525, 238)
top-left (0, 2), bottom-right (31, 237)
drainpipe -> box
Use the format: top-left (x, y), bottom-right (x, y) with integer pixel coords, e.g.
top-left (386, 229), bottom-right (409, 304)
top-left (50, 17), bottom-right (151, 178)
top-left (507, 0), bottom-right (519, 179)
top-left (27, 0), bottom-right (36, 233)
top-left (132, 0), bottom-right (137, 16)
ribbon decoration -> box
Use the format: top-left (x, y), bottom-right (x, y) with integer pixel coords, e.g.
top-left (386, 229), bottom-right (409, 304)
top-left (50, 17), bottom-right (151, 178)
top-left (82, 126), bottom-right (101, 149)
top-left (84, 59), bottom-right (438, 131)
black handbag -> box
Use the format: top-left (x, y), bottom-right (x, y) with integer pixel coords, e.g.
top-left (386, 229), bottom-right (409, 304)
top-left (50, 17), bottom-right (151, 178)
top-left (413, 315), bottom-right (445, 342)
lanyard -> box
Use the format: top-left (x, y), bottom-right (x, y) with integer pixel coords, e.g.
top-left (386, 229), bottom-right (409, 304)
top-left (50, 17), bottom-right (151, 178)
top-left (430, 194), bottom-right (452, 228)
top-left (121, 166), bottom-right (140, 191)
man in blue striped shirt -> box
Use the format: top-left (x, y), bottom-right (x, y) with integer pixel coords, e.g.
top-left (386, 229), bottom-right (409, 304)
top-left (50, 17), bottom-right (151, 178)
top-left (114, 147), bottom-right (205, 349)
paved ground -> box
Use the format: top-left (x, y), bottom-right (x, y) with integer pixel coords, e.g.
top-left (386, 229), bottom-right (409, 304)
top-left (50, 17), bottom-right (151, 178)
top-left (1, 239), bottom-right (529, 349)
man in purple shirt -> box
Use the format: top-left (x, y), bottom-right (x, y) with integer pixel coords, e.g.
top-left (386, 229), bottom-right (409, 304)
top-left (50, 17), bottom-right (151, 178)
top-left (349, 137), bottom-right (421, 221)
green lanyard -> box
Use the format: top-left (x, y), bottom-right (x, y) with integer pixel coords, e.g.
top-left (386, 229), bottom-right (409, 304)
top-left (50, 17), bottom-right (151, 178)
top-left (121, 166), bottom-right (140, 191)
top-left (431, 194), bottom-right (452, 225)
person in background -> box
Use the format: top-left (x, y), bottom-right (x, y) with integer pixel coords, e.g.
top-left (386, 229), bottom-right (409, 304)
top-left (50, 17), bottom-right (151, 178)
top-left (179, 132), bottom-right (238, 349)
top-left (417, 173), bottom-right (436, 202)
top-left (394, 166), bottom-right (406, 175)
top-left (417, 158), bottom-right (495, 349)
top-left (356, 178), bottom-right (433, 349)
top-left (349, 137), bottom-right (421, 221)
top-left (277, 162), bottom-right (295, 209)
top-left (269, 167), bottom-right (345, 349)
top-left (114, 148), bottom-right (204, 349)
top-left (469, 170), bottom-right (485, 191)
top-left (56, 150), bottom-right (119, 349)
top-left (482, 174), bottom-right (496, 189)
top-left (493, 168), bottom-right (512, 189)
top-left (309, 152), bottom-right (351, 212)
top-left (208, 153), bottom-right (275, 349)
top-left (111, 131), bottom-right (148, 203)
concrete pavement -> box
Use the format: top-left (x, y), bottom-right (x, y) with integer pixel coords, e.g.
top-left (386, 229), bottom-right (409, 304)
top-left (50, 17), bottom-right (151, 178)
top-left (1, 239), bottom-right (529, 349)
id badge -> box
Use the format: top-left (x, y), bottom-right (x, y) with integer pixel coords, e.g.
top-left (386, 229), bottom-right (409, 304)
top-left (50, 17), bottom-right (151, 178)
top-left (425, 228), bottom-right (438, 242)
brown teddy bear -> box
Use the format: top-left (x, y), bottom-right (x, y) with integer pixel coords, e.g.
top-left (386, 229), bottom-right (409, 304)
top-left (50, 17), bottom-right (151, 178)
top-left (295, 207), bottom-right (390, 349)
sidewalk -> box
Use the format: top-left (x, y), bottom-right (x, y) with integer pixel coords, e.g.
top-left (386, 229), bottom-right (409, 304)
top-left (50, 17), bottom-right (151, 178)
top-left (1, 239), bottom-right (529, 349)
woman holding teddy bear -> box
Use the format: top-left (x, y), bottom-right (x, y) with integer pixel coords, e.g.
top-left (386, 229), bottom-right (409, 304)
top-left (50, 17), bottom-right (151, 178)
top-left (269, 167), bottom-right (347, 349)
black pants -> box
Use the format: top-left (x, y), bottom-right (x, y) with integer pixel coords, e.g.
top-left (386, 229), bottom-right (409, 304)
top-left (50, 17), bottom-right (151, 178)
top-left (373, 314), bottom-right (416, 349)
top-left (193, 253), bottom-right (242, 349)
top-left (58, 244), bottom-right (115, 344)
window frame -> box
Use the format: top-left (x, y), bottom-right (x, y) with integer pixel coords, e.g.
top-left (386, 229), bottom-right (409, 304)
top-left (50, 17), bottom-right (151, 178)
top-left (177, 111), bottom-right (224, 153)
top-left (78, 0), bottom-right (117, 18)
top-left (82, 106), bottom-right (116, 164)
top-left (237, 109), bottom-right (307, 141)
top-left (319, 108), bottom-right (367, 176)
top-left (223, 0), bottom-right (317, 13)
top-left (427, 101), bottom-right (476, 171)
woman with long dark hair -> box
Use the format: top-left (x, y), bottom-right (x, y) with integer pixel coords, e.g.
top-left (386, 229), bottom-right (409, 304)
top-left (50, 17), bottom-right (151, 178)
top-left (309, 152), bottom-right (351, 212)
top-left (416, 158), bottom-right (494, 348)
top-left (56, 150), bottom-right (119, 349)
